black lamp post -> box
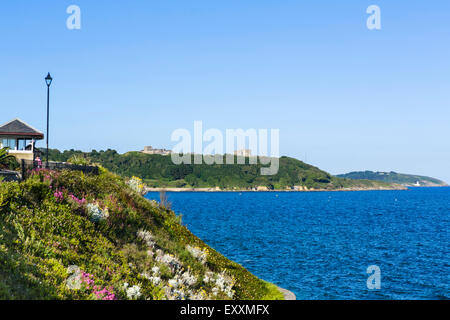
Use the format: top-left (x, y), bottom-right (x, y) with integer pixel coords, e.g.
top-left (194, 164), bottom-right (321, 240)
top-left (45, 73), bottom-right (53, 168)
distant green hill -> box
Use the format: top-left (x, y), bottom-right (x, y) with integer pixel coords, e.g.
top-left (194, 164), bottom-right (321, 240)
top-left (42, 149), bottom-right (402, 191)
top-left (337, 171), bottom-right (448, 187)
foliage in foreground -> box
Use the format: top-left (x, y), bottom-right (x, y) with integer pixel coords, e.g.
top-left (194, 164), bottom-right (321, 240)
top-left (43, 148), bottom-right (396, 190)
top-left (0, 169), bottom-right (283, 300)
top-left (0, 147), bottom-right (19, 171)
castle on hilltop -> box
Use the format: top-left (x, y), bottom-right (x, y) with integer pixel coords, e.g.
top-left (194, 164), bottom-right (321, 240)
top-left (141, 146), bottom-right (172, 156)
top-left (234, 149), bottom-right (252, 157)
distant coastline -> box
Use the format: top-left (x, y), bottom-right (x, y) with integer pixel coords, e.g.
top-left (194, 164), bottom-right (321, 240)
top-left (337, 171), bottom-right (448, 187)
top-left (44, 150), bottom-right (404, 192)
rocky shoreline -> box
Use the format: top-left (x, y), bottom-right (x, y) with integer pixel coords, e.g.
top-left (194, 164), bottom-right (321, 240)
top-left (144, 186), bottom-right (407, 193)
top-left (277, 286), bottom-right (296, 300)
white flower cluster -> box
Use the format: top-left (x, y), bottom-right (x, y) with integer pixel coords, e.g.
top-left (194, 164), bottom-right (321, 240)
top-left (123, 283), bottom-right (142, 300)
top-left (142, 266), bottom-right (161, 286)
top-left (186, 245), bottom-right (208, 264)
top-left (134, 229), bottom-right (227, 301)
top-left (155, 249), bottom-right (183, 273)
top-left (179, 269), bottom-right (197, 287)
top-left (127, 176), bottom-right (144, 194)
top-left (204, 271), bottom-right (235, 298)
top-left (87, 203), bottom-right (108, 222)
top-left (163, 269), bottom-right (198, 300)
top-left (137, 229), bottom-right (156, 249)
top-left (137, 230), bottom-right (193, 298)
top-left (164, 285), bottom-right (187, 300)
top-left (151, 248), bottom-right (207, 300)
top-left (189, 289), bottom-right (208, 301)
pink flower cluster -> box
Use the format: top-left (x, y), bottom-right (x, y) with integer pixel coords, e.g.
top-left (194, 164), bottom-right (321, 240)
top-left (93, 288), bottom-right (116, 300)
top-left (81, 272), bottom-right (95, 288)
top-left (53, 189), bottom-right (87, 206)
top-left (54, 190), bottom-right (64, 202)
top-left (69, 194), bottom-right (87, 205)
top-left (29, 167), bottom-right (46, 177)
top-left (44, 174), bottom-right (53, 183)
top-left (81, 272), bottom-right (116, 300)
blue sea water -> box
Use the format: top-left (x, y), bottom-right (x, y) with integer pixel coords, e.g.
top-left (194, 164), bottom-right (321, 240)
top-left (145, 187), bottom-right (450, 300)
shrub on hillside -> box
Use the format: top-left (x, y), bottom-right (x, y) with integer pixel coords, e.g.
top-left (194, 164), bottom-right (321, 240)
top-left (67, 155), bottom-right (92, 166)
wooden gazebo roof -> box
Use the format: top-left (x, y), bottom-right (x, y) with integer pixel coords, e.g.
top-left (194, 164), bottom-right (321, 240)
top-left (0, 118), bottom-right (44, 140)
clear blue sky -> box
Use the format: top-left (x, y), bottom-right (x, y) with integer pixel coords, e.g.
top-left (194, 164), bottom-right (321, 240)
top-left (1, 1), bottom-right (449, 182)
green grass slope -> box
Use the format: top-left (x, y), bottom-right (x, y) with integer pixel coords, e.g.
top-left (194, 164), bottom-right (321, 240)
top-left (0, 168), bottom-right (283, 300)
top-left (43, 149), bottom-right (400, 190)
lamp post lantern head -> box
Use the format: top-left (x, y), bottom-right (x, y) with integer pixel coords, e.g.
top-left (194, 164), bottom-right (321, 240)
top-left (45, 73), bottom-right (53, 87)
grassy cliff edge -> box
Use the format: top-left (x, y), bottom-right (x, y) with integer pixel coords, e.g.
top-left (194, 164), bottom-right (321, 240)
top-left (0, 168), bottom-right (284, 300)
